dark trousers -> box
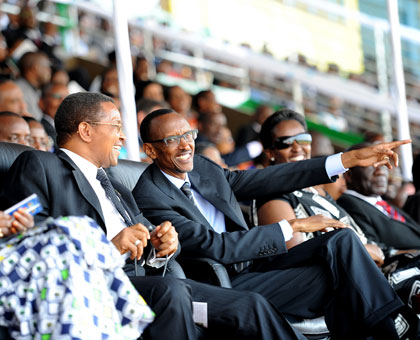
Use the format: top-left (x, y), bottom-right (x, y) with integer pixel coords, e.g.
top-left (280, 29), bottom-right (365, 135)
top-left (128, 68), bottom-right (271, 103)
top-left (231, 228), bottom-right (404, 340)
top-left (129, 276), bottom-right (306, 340)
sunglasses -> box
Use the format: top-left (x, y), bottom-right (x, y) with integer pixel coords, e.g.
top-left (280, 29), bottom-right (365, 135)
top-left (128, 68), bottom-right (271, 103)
top-left (272, 133), bottom-right (312, 150)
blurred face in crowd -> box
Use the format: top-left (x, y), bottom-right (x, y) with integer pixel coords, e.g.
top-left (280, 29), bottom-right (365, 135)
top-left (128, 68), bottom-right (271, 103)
top-left (347, 165), bottom-right (389, 197)
top-left (199, 112), bottom-right (227, 144)
top-left (201, 145), bottom-right (227, 168)
top-left (0, 116), bottom-right (31, 146)
top-left (143, 83), bottom-right (164, 102)
top-left (266, 119), bottom-right (311, 165)
top-left (51, 70), bottom-right (70, 86)
top-left (197, 91), bottom-right (221, 113)
top-left (217, 126), bottom-right (235, 155)
top-left (35, 56), bottom-right (52, 87)
top-left (84, 102), bottom-right (126, 168)
top-left (39, 84), bottom-right (69, 119)
top-left (168, 86), bottom-right (191, 115)
top-left (28, 120), bottom-right (50, 151)
top-left (0, 81), bottom-right (28, 115)
top-left (144, 113), bottom-right (194, 180)
top-left (0, 34), bottom-right (7, 63)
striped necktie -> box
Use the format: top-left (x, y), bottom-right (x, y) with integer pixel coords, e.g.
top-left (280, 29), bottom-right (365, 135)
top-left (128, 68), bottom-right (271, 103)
top-left (376, 200), bottom-right (406, 223)
top-left (96, 168), bottom-right (133, 226)
top-left (181, 182), bottom-right (195, 204)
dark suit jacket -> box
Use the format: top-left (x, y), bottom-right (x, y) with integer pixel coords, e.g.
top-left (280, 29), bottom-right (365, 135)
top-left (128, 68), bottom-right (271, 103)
top-left (403, 191), bottom-right (420, 225)
top-left (132, 155), bottom-right (332, 265)
top-left (0, 150), bottom-right (159, 274)
top-left (338, 193), bottom-right (420, 252)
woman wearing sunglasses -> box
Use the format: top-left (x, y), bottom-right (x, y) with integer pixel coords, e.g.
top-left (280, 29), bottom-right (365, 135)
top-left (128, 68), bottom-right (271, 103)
top-left (256, 109), bottom-right (420, 321)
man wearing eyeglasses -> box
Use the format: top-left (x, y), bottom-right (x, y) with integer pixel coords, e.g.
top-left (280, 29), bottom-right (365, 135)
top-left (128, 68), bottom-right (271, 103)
top-left (1, 93), bottom-right (314, 340)
top-left (133, 108), bottom-right (418, 340)
top-left (0, 111), bottom-right (31, 146)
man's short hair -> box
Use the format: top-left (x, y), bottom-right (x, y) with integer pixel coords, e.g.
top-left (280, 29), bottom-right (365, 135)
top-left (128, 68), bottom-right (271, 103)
top-left (18, 51), bottom-right (49, 75)
top-left (55, 92), bottom-right (114, 147)
top-left (140, 108), bottom-right (176, 143)
top-left (260, 109), bottom-right (307, 149)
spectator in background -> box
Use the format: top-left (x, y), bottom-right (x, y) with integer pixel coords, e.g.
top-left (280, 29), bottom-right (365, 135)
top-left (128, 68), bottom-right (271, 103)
top-left (195, 141), bottom-right (227, 168)
top-left (236, 105), bottom-right (273, 147)
top-left (383, 166), bottom-right (413, 209)
top-left (0, 111), bottom-right (30, 146)
top-left (197, 112), bottom-right (262, 167)
top-left (39, 83), bottom-right (69, 150)
top-left (338, 143), bottom-right (420, 256)
top-left (0, 79), bottom-right (28, 116)
top-left (23, 117), bottom-right (51, 151)
top-left (310, 131), bottom-right (335, 157)
top-left (100, 67), bottom-right (120, 110)
top-left (0, 32), bottom-right (19, 80)
top-left (193, 90), bottom-right (221, 115)
top-left (165, 85), bottom-right (197, 128)
top-left (15, 51), bottom-right (51, 120)
top-left (51, 67), bottom-right (70, 86)
top-left (135, 80), bottom-right (164, 103)
top-left (133, 56), bottom-right (149, 83)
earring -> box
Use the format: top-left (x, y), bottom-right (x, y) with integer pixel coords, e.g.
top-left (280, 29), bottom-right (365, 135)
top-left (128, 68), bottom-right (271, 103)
top-left (270, 157), bottom-right (275, 161)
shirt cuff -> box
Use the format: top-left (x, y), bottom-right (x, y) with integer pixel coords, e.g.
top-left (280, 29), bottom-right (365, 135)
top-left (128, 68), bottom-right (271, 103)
top-left (278, 219), bottom-right (293, 242)
top-left (246, 141), bottom-right (263, 158)
top-left (325, 153), bottom-right (348, 179)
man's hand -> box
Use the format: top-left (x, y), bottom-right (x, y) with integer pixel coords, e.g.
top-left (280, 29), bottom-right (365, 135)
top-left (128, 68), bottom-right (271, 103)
top-left (289, 215), bottom-right (349, 233)
top-left (0, 208), bottom-right (34, 237)
top-left (364, 243), bottom-right (385, 267)
top-left (111, 223), bottom-right (150, 260)
top-left (341, 140), bottom-right (411, 169)
top-left (150, 221), bottom-right (179, 258)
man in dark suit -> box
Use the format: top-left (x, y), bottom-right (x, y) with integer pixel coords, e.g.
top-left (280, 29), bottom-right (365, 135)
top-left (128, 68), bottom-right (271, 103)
top-left (133, 108), bottom-right (414, 340)
top-left (0, 92), bottom-right (307, 340)
top-left (338, 143), bottom-right (420, 256)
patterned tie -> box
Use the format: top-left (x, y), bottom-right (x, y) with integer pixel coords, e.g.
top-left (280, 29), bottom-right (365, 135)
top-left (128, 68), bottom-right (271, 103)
top-left (181, 182), bottom-right (195, 204)
top-left (376, 200), bottom-right (406, 223)
top-left (96, 168), bottom-right (133, 226)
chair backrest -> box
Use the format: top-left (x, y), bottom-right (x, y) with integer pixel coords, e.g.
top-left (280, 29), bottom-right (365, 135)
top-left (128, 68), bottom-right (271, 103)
top-left (106, 159), bottom-right (150, 191)
top-left (0, 142), bottom-right (34, 186)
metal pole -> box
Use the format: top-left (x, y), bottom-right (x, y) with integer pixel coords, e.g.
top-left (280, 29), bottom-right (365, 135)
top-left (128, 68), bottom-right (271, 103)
top-left (112, 0), bottom-right (140, 161)
top-left (387, 0), bottom-right (413, 180)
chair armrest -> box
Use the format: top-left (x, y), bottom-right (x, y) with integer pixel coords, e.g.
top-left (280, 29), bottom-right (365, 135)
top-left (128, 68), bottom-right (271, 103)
top-left (177, 257), bottom-right (232, 288)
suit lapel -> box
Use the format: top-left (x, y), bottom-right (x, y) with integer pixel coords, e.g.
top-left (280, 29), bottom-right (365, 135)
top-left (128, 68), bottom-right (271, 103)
top-left (189, 167), bottom-right (248, 230)
top-left (58, 151), bottom-right (106, 226)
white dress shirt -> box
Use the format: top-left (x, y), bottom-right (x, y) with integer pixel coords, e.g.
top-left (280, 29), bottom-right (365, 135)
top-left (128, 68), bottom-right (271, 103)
top-left (344, 189), bottom-right (388, 216)
top-left (61, 148), bottom-right (126, 240)
top-left (162, 153), bottom-right (348, 242)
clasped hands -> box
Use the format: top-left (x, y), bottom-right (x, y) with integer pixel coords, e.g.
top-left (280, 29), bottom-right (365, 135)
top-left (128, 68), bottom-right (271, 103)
top-left (0, 209), bottom-right (34, 237)
top-left (111, 221), bottom-right (178, 260)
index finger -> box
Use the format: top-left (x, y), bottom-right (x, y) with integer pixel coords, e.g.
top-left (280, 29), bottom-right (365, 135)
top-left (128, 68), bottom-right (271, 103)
top-left (382, 139), bottom-right (411, 149)
top-left (131, 223), bottom-right (150, 239)
top-left (154, 221), bottom-right (172, 238)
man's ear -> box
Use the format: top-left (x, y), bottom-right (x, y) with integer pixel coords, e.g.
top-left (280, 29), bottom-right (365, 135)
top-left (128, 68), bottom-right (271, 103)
top-left (143, 143), bottom-right (157, 160)
top-left (77, 122), bottom-right (93, 142)
top-left (343, 171), bottom-right (351, 186)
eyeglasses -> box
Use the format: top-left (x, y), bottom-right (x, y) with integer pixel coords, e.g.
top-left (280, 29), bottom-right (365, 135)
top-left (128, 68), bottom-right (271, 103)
top-left (147, 129), bottom-right (198, 147)
top-left (272, 133), bottom-right (312, 150)
top-left (88, 121), bottom-right (123, 133)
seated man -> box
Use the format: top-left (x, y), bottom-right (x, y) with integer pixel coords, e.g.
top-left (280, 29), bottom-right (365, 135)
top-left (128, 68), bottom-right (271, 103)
top-left (0, 92), bottom-right (306, 340)
top-left (133, 108), bottom-right (413, 340)
top-left (338, 142), bottom-right (420, 256)
top-left (0, 111), bottom-right (31, 146)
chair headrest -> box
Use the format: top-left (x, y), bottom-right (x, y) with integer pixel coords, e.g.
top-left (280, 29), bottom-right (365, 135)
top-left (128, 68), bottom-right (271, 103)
top-left (106, 159), bottom-right (150, 191)
top-left (0, 142), bottom-right (34, 175)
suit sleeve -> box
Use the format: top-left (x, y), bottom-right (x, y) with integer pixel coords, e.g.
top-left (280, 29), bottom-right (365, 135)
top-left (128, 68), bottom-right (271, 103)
top-left (223, 156), bottom-right (331, 202)
top-left (134, 191), bottom-right (288, 264)
top-left (0, 151), bottom-right (51, 224)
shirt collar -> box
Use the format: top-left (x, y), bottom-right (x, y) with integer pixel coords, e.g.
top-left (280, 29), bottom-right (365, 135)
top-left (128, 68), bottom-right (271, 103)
top-left (345, 189), bottom-right (381, 205)
top-left (160, 170), bottom-right (190, 190)
top-left (61, 148), bottom-right (100, 182)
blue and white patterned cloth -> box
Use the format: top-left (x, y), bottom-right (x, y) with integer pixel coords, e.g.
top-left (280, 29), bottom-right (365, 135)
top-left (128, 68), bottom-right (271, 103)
top-left (0, 216), bottom-right (155, 340)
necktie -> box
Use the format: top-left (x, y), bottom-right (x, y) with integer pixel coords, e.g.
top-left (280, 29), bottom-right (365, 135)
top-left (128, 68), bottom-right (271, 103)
top-left (96, 168), bottom-right (132, 226)
top-left (181, 182), bottom-right (195, 204)
top-left (376, 200), bottom-right (406, 223)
